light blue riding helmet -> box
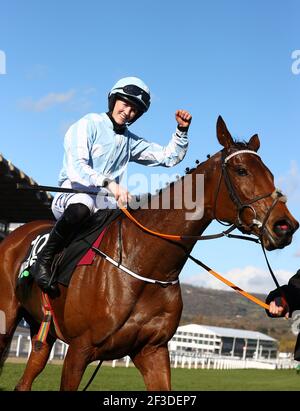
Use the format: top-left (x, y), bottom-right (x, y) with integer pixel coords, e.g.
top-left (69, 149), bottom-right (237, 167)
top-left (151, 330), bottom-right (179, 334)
top-left (108, 77), bottom-right (151, 124)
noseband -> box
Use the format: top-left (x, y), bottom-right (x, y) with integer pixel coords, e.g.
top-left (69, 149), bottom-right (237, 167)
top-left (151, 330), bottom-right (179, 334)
top-left (215, 149), bottom-right (287, 236)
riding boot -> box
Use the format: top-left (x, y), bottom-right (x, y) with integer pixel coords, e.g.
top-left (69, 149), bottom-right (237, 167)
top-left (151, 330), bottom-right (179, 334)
top-left (33, 225), bottom-right (67, 294)
top-left (32, 203), bottom-right (91, 295)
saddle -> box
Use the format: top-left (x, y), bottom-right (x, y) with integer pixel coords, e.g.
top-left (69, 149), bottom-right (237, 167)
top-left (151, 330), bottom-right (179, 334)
top-left (17, 208), bottom-right (122, 293)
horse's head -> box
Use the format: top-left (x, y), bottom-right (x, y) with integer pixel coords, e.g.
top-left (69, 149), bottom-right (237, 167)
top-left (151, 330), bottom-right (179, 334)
top-left (213, 116), bottom-right (299, 250)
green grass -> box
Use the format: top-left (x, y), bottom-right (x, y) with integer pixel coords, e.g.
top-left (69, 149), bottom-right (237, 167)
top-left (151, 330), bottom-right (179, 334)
top-left (1, 362), bottom-right (300, 391)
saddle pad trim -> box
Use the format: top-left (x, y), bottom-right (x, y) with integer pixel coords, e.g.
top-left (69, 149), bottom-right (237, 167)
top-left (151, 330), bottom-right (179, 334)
top-left (77, 227), bottom-right (108, 266)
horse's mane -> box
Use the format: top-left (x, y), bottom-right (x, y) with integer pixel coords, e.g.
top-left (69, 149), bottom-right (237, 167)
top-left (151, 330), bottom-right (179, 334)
top-left (133, 139), bottom-right (251, 209)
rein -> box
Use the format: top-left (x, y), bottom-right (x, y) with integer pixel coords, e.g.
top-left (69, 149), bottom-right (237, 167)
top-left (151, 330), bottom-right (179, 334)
top-left (121, 208), bottom-right (260, 243)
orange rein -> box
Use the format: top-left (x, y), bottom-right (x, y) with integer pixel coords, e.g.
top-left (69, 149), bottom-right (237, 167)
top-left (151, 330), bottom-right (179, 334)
top-left (121, 207), bottom-right (269, 311)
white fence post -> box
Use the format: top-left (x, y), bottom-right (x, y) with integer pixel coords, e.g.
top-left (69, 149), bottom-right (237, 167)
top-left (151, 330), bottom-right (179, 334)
top-left (0, 310), bottom-right (6, 334)
top-left (27, 337), bottom-right (31, 358)
top-left (16, 335), bottom-right (22, 357)
top-left (49, 344), bottom-right (55, 361)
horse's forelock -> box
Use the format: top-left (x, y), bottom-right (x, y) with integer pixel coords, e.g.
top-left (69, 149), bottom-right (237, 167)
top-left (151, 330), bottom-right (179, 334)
top-left (232, 139), bottom-right (251, 150)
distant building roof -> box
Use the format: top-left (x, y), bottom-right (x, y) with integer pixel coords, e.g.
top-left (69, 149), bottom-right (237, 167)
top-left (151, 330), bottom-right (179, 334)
top-left (178, 323), bottom-right (276, 342)
top-left (0, 152), bottom-right (54, 223)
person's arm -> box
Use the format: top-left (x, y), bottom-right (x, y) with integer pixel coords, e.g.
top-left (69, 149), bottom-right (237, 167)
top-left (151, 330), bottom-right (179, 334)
top-left (64, 117), bottom-right (107, 187)
top-left (266, 270), bottom-right (300, 318)
top-left (130, 110), bottom-right (192, 166)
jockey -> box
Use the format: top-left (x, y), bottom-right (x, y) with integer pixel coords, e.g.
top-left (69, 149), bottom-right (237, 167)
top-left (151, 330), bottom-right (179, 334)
top-left (32, 76), bottom-right (192, 294)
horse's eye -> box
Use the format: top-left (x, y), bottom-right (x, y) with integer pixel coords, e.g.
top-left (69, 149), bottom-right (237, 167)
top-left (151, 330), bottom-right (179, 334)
top-left (237, 168), bottom-right (248, 176)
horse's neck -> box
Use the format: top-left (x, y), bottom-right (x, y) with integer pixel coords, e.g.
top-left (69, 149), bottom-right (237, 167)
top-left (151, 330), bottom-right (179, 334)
top-left (139, 154), bottom-right (218, 241)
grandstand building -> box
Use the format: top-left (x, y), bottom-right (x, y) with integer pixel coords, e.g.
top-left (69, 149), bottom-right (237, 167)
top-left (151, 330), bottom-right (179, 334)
top-left (0, 152), bottom-right (53, 241)
top-left (169, 323), bottom-right (278, 359)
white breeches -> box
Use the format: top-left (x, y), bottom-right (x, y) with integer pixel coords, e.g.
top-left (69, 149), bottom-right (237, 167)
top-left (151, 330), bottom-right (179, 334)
top-left (51, 180), bottom-right (117, 220)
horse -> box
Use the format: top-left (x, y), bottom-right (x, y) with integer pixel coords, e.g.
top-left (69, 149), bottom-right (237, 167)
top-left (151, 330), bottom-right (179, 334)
top-left (0, 116), bottom-right (298, 391)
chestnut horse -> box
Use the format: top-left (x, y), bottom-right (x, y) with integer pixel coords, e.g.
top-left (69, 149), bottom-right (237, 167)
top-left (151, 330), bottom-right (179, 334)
top-left (0, 116), bottom-right (298, 391)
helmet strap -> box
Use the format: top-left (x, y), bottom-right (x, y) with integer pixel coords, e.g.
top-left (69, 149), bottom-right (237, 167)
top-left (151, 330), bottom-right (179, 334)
top-left (127, 110), bottom-right (143, 125)
top-left (106, 112), bottom-right (127, 134)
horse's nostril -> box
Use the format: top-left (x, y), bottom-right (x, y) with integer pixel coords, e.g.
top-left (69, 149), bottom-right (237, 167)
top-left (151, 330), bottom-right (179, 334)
top-left (273, 220), bottom-right (292, 236)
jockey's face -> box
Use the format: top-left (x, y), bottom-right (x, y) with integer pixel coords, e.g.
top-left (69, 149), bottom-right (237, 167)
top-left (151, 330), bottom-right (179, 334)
top-left (112, 99), bottom-right (138, 125)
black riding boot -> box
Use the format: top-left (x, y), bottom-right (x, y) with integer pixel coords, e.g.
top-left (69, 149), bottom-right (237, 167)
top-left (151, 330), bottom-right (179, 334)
top-left (33, 203), bottom-right (90, 295)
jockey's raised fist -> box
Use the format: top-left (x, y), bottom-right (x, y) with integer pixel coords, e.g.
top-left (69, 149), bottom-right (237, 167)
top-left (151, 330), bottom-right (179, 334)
top-left (175, 110), bottom-right (192, 129)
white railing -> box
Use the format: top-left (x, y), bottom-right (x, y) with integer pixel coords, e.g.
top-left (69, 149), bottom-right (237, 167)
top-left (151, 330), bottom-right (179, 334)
top-left (8, 330), bottom-right (68, 361)
top-left (168, 354), bottom-right (296, 370)
top-left (7, 328), bottom-right (297, 370)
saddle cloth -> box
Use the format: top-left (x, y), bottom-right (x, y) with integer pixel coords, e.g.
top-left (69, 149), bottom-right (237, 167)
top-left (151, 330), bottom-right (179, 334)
top-left (18, 208), bottom-right (122, 287)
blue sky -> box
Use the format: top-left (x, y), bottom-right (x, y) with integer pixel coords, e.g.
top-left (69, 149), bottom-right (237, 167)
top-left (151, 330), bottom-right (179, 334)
top-left (0, 0), bottom-right (300, 294)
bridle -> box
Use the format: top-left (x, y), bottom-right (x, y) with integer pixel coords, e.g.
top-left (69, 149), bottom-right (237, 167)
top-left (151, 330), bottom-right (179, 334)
top-left (210, 148), bottom-right (288, 292)
top-left (214, 148), bottom-right (287, 238)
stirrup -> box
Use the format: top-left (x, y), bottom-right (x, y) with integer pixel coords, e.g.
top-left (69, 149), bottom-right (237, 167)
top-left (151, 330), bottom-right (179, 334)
top-left (36, 270), bottom-right (59, 296)
top-left (40, 281), bottom-right (59, 297)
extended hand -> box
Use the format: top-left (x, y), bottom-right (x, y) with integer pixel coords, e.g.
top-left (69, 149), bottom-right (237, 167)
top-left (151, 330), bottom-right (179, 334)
top-left (268, 299), bottom-right (289, 319)
top-left (107, 181), bottom-right (132, 207)
top-left (175, 110), bottom-right (192, 129)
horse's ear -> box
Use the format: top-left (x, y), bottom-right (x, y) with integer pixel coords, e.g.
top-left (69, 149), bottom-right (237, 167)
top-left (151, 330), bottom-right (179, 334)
top-left (216, 116), bottom-right (234, 149)
top-left (248, 134), bottom-right (260, 152)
